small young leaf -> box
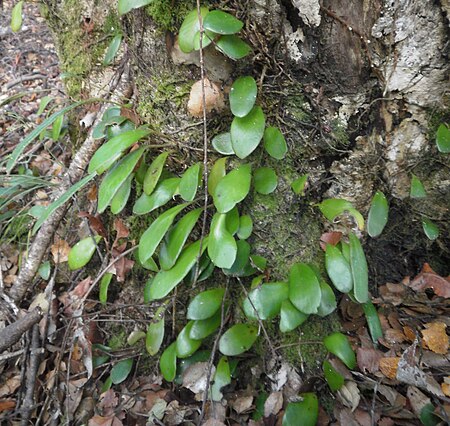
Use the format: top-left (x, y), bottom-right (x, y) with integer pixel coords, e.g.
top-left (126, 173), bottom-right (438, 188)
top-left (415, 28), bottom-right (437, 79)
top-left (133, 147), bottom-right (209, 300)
top-left (99, 273), bottom-right (113, 305)
top-left (318, 198), bottom-right (365, 230)
top-left (216, 35), bottom-right (252, 60)
top-left (323, 332), bottom-right (356, 369)
top-left (160, 342), bottom-right (177, 382)
top-left (210, 356), bottom-right (231, 401)
top-left (208, 213), bottom-right (237, 268)
top-left (282, 393), bottom-right (318, 426)
top-left (187, 288), bottom-right (225, 320)
top-left (422, 218), bottom-right (439, 240)
top-left (253, 167), bottom-right (277, 195)
top-left (323, 360), bottom-right (344, 391)
top-left (325, 244), bottom-right (353, 293)
top-left (11, 1), bottom-right (23, 32)
top-left (263, 127), bottom-right (287, 160)
top-left (317, 281), bottom-right (337, 317)
top-left (213, 164), bottom-right (252, 213)
top-left (178, 7), bottom-right (209, 53)
top-left (436, 123), bottom-right (450, 153)
top-left (110, 173), bottom-right (133, 214)
top-left (231, 106), bottom-right (265, 159)
top-left (243, 282), bottom-right (289, 320)
top-left (68, 235), bottom-right (102, 270)
top-left (212, 132), bottom-right (234, 155)
top-left (146, 315), bottom-right (165, 356)
top-left (189, 310), bottom-right (221, 340)
top-left (133, 177), bottom-right (180, 215)
top-left (179, 163), bottom-right (201, 201)
top-left (237, 215), bottom-right (253, 240)
top-left (229, 76), bottom-right (257, 118)
top-left (367, 191), bottom-right (389, 237)
top-left (203, 10), bottom-right (243, 35)
top-left (143, 152), bottom-right (169, 196)
top-left (410, 174), bottom-right (427, 198)
top-left (289, 263), bottom-right (321, 314)
top-left (279, 299), bottom-right (309, 333)
top-left (349, 233), bottom-right (368, 303)
top-left (176, 321), bottom-right (202, 358)
top-left (118, 0), bottom-right (152, 15)
top-left (219, 323), bottom-right (258, 356)
top-left (38, 261), bottom-right (51, 280)
top-left (208, 157), bottom-right (227, 196)
top-left (159, 208), bottom-right (202, 270)
top-left (362, 301), bottom-right (383, 344)
top-left (110, 358), bottom-right (133, 384)
top-left (104, 33), bottom-right (123, 65)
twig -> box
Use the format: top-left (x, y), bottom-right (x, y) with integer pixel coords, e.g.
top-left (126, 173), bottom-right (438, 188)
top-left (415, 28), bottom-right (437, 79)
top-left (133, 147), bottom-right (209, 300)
top-left (0, 348), bottom-right (24, 362)
top-left (6, 73), bottom-right (48, 90)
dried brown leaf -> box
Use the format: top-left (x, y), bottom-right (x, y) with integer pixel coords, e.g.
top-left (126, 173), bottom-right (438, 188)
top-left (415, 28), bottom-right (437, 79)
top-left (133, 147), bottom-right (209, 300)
top-left (0, 400), bottom-right (16, 413)
top-left (187, 78), bottom-right (224, 117)
top-left (264, 392), bottom-right (283, 417)
top-left (357, 347), bottom-right (383, 374)
top-left (421, 322), bottom-right (449, 354)
top-left (337, 381), bottom-right (360, 412)
top-left (231, 394), bottom-right (253, 414)
top-left (379, 357), bottom-right (400, 379)
top-left (319, 231), bottom-right (342, 251)
top-left (408, 269), bottom-right (450, 298)
top-left (114, 218), bottom-right (129, 240)
top-left (51, 239), bottom-right (70, 263)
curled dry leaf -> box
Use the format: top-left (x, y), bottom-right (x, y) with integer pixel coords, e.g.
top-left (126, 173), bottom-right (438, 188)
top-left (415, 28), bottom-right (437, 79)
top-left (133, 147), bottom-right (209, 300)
top-left (421, 322), bottom-right (449, 354)
top-left (187, 78), bottom-right (225, 117)
top-left (379, 357), bottom-right (400, 379)
top-left (407, 264), bottom-right (450, 298)
top-left (230, 394), bottom-right (254, 414)
top-left (79, 212), bottom-right (107, 239)
top-left (337, 381), bottom-right (360, 412)
top-left (51, 239), bottom-right (71, 263)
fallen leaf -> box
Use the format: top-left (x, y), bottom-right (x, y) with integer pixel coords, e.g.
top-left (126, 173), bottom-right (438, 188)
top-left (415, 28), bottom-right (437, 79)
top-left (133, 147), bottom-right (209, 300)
top-left (442, 377), bottom-right (450, 397)
top-left (231, 394), bottom-right (253, 414)
top-left (379, 357), bottom-right (400, 379)
top-left (98, 389), bottom-right (118, 417)
top-left (408, 268), bottom-right (450, 298)
top-left (187, 78), bottom-right (225, 117)
top-left (114, 218), bottom-right (129, 240)
top-left (0, 400), bottom-right (16, 412)
top-left (51, 239), bottom-right (70, 263)
top-left (402, 326), bottom-right (416, 342)
top-left (182, 362), bottom-right (211, 396)
top-left (88, 415), bottom-right (123, 426)
top-left (406, 386), bottom-right (432, 419)
top-left (421, 322), bottom-right (449, 354)
top-left (357, 347), bottom-right (382, 374)
top-left (337, 381), bottom-right (360, 412)
top-left (264, 392), bottom-right (283, 417)
top-left (319, 231), bottom-right (342, 251)
top-left (79, 212), bottom-right (107, 239)
top-left (0, 375), bottom-right (21, 398)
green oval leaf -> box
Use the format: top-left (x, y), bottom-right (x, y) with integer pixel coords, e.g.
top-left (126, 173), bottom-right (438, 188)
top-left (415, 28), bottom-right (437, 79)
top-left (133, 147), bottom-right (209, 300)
top-left (189, 309), bottom-right (221, 340)
top-left (203, 10), bottom-right (243, 35)
top-left (38, 261), bottom-right (51, 280)
top-left (104, 33), bottom-right (123, 65)
top-left (317, 281), bottom-right (337, 317)
top-left (323, 332), bottom-right (356, 369)
top-left (367, 191), bottom-right (389, 237)
top-left (146, 316), bottom-right (165, 356)
top-left (139, 203), bottom-right (188, 264)
top-left (282, 393), bottom-right (318, 426)
top-left (410, 174), bottom-right (427, 198)
top-left (118, 0), bottom-right (152, 15)
top-left (98, 148), bottom-right (144, 213)
top-left (362, 301), bottom-right (383, 344)
top-left (231, 106), bottom-right (265, 159)
top-left (178, 7), bottom-right (209, 53)
top-left (99, 273), bottom-right (113, 305)
top-left (210, 356), bottom-right (231, 401)
top-left (226, 206), bottom-right (240, 235)
top-left (243, 282), bottom-right (289, 320)
top-left (176, 321), bottom-right (202, 358)
top-left (318, 198), bottom-right (364, 230)
top-left (253, 167), bottom-right (277, 194)
top-left (187, 288), bottom-right (225, 320)
top-left (216, 35), bottom-right (251, 60)
top-left (143, 152), bottom-right (169, 196)
top-left (237, 215), bottom-right (253, 240)
top-left (229, 76), bottom-right (257, 118)
top-left (279, 299), bottom-right (309, 333)
top-left (133, 177), bottom-right (180, 215)
top-left (263, 127), bottom-right (287, 160)
top-left (208, 157), bottom-right (227, 196)
top-left (213, 164), bottom-right (252, 213)
top-left (110, 173), bottom-right (133, 214)
top-left (68, 235), bottom-right (102, 270)
top-left (436, 123), bottom-right (450, 153)
top-left (179, 163), bottom-right (201, 202)
top-left (219, 323), bottom-right (258, 356)
top-left (88, 128), bottom-right (149, 174)
top-left (422, 218), bottom-right (439, 240)
top-left (349, 233), bottom-right (368, 303)
top-left (159, 208), bottom-right (202, 270)
top-left (208, 213), bottom-right (237, 268)
top-left (110, 358), bottom-right (133, 384)
top-left (148, 238), bottom-right (208, 300)
top-left (325, 244), bottom-right (353, 293)
top-left (323, 360), bottom-right (344, 391)
top-left (160, 342), bottom-right (177, 382)
top-left (11, 1), bottom-right (23, 32)
top-left (223, 239), bottom-right (251, 276)
top-left (212, 133), bottom-right (234, 155)
top-left (289, 263), bottom-right (321, 314)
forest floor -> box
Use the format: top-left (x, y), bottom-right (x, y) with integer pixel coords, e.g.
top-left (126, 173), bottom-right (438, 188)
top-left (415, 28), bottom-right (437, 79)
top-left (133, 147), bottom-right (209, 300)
top-left (1, 2), bottom-right (450, 426)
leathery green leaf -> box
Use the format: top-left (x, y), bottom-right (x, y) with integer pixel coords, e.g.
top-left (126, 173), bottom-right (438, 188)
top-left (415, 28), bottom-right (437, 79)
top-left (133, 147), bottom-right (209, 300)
top-left (317, 281), bottom-right (337, 317)
top-left (133, 177), bottom-right (180, 215)
top-left (187, 288), bottom-right (225, 320)
top-left (229, 76), bottom-right (257, 118)
top-left (139, 203), bottom-right (188, 264)
top-left (282, 393), bottom-right (318, 426)
top-left (279, 299), bottom-right (308, 333)
top-left (210, 356), bottom-right (231, 401)
top-left (88, 128), bottom-right (149, 174)
top-left (436, 123), bottom-right (450, 153)
top-left (263, 126), bottom-right (287, 160)
top-left (208, 157), bottom-right (227, 196)
top-left (323, 332), bottom-right (356, 369)
top-left (208, 213), bottom-right (237, 268)
top-left (323, 360), bottom-right (344, 391)
top-left (349, 233), bottom-right (368, 303)
top-left (146, 314), bottom-right (164, 356)
top-left (289, 263), bottom-right (321, 314)
top-left (231, 106), bottom-right (265, 159)
top-left (110, 358), bottom-right (133, 384)
top-left (68, 235), bottom-right (102, 270)
top-left (410, 174), bottom-right (427, 198)
top-left (99, 273), bottom-right (113, 305)
top-left (178, 7), bottom-right (209, 53)
top-left (325, 244), bottom-right (353, 293)
top-left (222, 239), bottom-right (250, 276)
top-left (110, 173), bottom-right (133, 214)
top-left (237, 214), bottom-right (253, 240)
top-left (103, 33), bottom-right (123, 65)
top-left (367, 191), bottom-right (389, 237)
top-left (160, 342), bottom-right (177, 382)
top-left (143, 151), bottom-right (169, 195)
top-left (189, 309), bottom-right (221, 340)
top-left (212, 132), bottom-right (234, 155)
top-left (219, 323), bottom-right (258, 356)
top-left (179, 163), bottom-right (201, 201)
top-left (243, 282), bottom-right (289, 320)
top-left (11, 1), bottom-right (23, 32)
top-left (97, 148), bottom-right (144, 213)
top-left (176, 321), bottom-right (202, 358)
top-left (149, 238), bottom-right (208, 300)
top-left (213, 164), bottom-right (252, 213)
top-left (253, 167), bottom-right (277, 194)
top-left (216, 35), bottom-right (252, 60)
top-left (226, 206), bottom-right (240, 235)
top-left (422, 218), bottom-right (439, 240)
top-left (203, 10), bottom-right (243, 35)
top-left (159, 208), bottom-right (202, 270)
top-left (362, 301), bottom-right (383, 344)
top-left (318, 198), bottom-right (364, 230)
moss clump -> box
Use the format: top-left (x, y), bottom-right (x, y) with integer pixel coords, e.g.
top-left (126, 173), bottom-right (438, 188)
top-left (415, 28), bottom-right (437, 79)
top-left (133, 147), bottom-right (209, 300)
top-left (145, 0), bottom-right (197, 31)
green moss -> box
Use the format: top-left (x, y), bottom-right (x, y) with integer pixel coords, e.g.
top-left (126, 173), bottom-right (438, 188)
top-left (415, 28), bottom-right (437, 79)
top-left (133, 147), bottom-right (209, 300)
top-left (330, 118), bottom-right (350, 148)
top-left (108, 330), bottom-right (127, 350)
